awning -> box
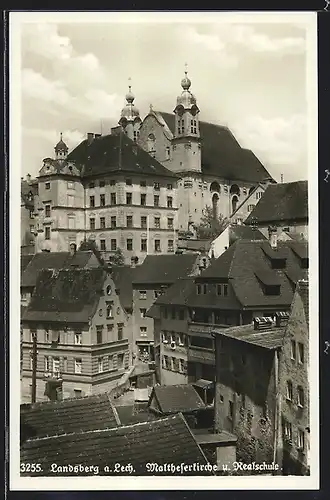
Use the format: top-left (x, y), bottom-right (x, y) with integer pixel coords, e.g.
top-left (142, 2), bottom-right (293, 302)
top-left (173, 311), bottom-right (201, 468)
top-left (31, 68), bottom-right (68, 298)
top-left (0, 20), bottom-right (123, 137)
top-left (192, 379), bottom-right (214, 389)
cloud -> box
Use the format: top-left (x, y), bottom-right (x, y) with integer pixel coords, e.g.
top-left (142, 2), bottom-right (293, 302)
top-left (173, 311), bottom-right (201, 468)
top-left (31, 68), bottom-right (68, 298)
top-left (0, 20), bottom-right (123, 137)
top-left (24, 127), bottom-right (85, 151)
top-left (231, 114), bottom-right (307, 180)
top-left (22, 68), bottom-right (70, 105)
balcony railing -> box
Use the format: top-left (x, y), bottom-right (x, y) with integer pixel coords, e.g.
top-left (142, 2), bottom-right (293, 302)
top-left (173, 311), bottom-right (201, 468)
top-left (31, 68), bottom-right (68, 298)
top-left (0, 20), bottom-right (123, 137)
top-left (44, 370), bottom-right (62, 380)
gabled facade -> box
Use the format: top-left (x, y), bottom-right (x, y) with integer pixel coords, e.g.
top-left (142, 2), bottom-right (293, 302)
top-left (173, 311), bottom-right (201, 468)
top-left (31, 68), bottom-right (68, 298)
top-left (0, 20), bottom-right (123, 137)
top-left (21, 268), bottom-right (133, 403)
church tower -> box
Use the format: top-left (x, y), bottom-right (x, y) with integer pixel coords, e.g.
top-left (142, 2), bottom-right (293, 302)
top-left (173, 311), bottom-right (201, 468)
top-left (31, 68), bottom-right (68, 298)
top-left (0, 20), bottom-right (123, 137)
top-left (171, 67), bottom-right (201, 173)
top-left (118, 79), bottom-right (142, 142)
top-left (54, 132), bottom-right (68, 160)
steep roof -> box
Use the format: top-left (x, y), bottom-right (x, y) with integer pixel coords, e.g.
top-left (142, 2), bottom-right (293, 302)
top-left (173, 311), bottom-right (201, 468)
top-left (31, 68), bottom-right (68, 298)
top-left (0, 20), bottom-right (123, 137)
top-left (150, 277), bottom-right (196, 310)
top-left (21, 251), bottom-right (97, 288)
top-left (245, 180), bottom-right (308, 225)
top-left (132, 254), bottom-right (198, 285)
top-left (21, 254), bottom-right (34, 275)
top-left (21, 413), bottom-right (211, 476)
top-left (67, 132), bottom-right (177, 179)
top-left (149, 385), bottom-right (206, 414)
top-left (20, 393), bottom-right (119, 443)
top-left (213, 323), bottom-right (287, 350)
top-left (111, 265), bottom-right (136, 311)
top-left (154, 240), bottom-right (308, 311)
top-left (177, 238), bottom-right (212, 252)
top-left (22, 268), bottom-right (106, 324)
top-left (155, 112), bottom-right (272, 182)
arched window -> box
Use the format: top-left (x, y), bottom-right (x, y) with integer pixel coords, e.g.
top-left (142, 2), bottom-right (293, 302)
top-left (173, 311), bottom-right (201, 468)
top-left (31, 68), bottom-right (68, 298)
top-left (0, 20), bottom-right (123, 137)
top-left (230, 184), bottom-right (240, 196)
top-left (232, 195), bottom-right (239, 213)
top-left (210, 181), bottom-right (221, 193)
top-left (212, 193), bottom-right (219, 219)
top-left (147, 134), bottom-right (156, 153)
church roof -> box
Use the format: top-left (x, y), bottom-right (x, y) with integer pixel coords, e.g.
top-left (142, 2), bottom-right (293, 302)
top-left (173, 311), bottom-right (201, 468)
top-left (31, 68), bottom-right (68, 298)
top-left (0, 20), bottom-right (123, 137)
top-left (153, 112), bottom-right (272, 183)
top-left (67, 133), bottom-right (178, 179)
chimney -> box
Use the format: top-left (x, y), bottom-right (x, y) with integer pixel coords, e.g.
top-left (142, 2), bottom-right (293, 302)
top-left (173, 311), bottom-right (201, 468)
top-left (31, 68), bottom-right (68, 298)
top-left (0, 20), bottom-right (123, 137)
top-left (131, 256), bottom-right (139, 268)
top-left (69, 243), bottom-right (77, 256)
top-left (94, 133), bottom-right (101, 139)
top-left (26, 173), bottom-right (31, 183)
top-left (87, 133), bottom-right (94, 144)
top-left (268, 225), bottom-right (278, 250)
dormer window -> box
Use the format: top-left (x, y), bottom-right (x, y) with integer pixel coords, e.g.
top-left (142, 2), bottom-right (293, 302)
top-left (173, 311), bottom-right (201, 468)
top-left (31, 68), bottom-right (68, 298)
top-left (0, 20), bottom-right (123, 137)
top-left (261, 243), bottom-right (287, 270)
top-left (255, 269), bottom-right (281, 296)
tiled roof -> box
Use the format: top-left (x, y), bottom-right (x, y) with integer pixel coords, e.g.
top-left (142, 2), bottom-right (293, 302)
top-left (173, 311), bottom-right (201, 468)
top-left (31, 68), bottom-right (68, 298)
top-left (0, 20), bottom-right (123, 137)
top-left (297, 279), bottom-right (309, 327)
top-left (149, 385), bottom-right (206, 414)
top-left (228, 225), bottom-right (266, 245)
top-left (111, 265), bottom-right (136, 311)
top-left (67, 133), bottom-right (177, 179)
top-left (22, 268), bottom-right (106, 324)
top-left (177, 239), bottom-right (212, 252)
top-left (213, 323), bottom-right (287, 350)
top-left (21, 254), bottom-right (34, 275)
top-left (132, 254), bottom-right (198, 285)
top-left (155, 240), bottom-right (308, 311)
top-left (156, 112), bottom-right (272, 182)
top-left (115, 404), bottom-right (160, 426)
top-left (20, 393), bottom-right (119, 442)
top-left (21, 413), bottom-right (211, 476)
top-left (21, 251), bottom-right (96, 288)
top-left (245, 180), bottom-right (308, 224)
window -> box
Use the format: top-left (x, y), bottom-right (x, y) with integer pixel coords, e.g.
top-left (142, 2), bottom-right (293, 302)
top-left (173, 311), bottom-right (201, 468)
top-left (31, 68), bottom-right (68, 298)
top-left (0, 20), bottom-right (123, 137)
top-left (100, 194), bottom-right (105, 207)
top-left (139, 290), bottom-right (147, 300)
top-left (133, 131), bottom-right (138, 142)
top-left (179, 309), bottom-right (185, 321)
top-left (141, 216), bottom-right (147, 228)
top-left (140, 194), bottom-right (146, 206)
top-left (165, 147), bottom-right (170, 160)
top-left (154, 217), bottom-right (160, 229)
top-left (90, 195), bottom-right (95, 207)
top-left (256, 191), bottom-right (263, 200)
top-left (286, 380), bottom-right (293, 401)
top-left (106, 302), bottom-right (113, 319)
top-left (100, 217), bottom-right (106, 229)
top-left (110, 180), bottom-right (116, 186)
top-left (228, 400), bottom-right (234, 420)
top-left (98, 357), bottom-right (104, 373)
top-left (283, 419), bottom-right (292, 441)
top-left (140, 180), bottom-right (147, 187)
top-left (197, 284), bottom-right (202, 295)
top-left (127, 216), bottom-right (133, 228)
top-left (219, 394), bottom-right (224, 403)
top-left (107, 324), bottom-right (114, 334)
top-left (217, 284), bottom-right (222, 296)
top-left (96, 326), bottom-right (103, 344)
top-left (118, 353), bottom-right (124, 369)
top-left (167, 196), bottom-right (173, 208)
top-left (45, 182), bottom-right (50, 190)
top-left (297, 386), bottom-right (304, 407)
top-left (45, 204), bottom-right (51, 217)
top-left (298, 429), bottom-right (305, 450)
top-left (110, 193), bottom-right (116, 205)
top-left (154, 195), bottom-right (159, 207)
top-left (126, 193), bottom-right (132, 205)
top-left (140, 308), bottom-right (147, 318)
top-left (168, 240), bottom-right (174, 253)
top-left (74, 332), bottom-right (82, 345)
top-left (90, 218), bottom-right (95, 230)
top-left (74, 358), bottom-right (82, 374)
top-left (111, 216), bottom-right (116, 229)
top-left (203, 284), bottom-right (207, 294)
top-left (298, 343), bottom-right (304, 364)
top-left (108, 355), bottom-right (113, 370)
top-left (127, 238), bottom-right (133, 251)
top-left (248, 204), bottom-right (255, 212)
top-left (89, 182), bottom-right (95, 189)
top-left (140, 327), bottom-right (147, 337)
top-left (290, 340), bottom-right (296, 360)
top-left (179, 359), bottom-right (185, 373)
top-left (44, 329), bottom-right (49, 342)
top-left (141, 239), bottom-right (147, 252)
top-left (30, 225), bottom-right (35, 234)
top-left (111, 239), bottom-right (117, 251)
top-left (44, 356), bottom-right (50, 372)
top-left (100, 239), bottom-right (106, 251)
top-left (167, 183), bottom-right (173, 190)
top-left (74, 389), bottom-right (82, 398)
top-left (126, 179), bottom-right (132, 186)
top-left (45, 226), bottom-right (51, 240)
top-left (154, 239), bottom-right (161, 252)
top-left (223, 284), bottom-right (228, 296)
top-left (167, 217), bottom-right (174, 230)
top-left (154, 182), bottom-right (160, 190)
top-left (68, 215), bottom-right (75, 229)
top-left (118, 324), bottom-right (124, 341)
top-left (100, 180), bottom-right (105, 188)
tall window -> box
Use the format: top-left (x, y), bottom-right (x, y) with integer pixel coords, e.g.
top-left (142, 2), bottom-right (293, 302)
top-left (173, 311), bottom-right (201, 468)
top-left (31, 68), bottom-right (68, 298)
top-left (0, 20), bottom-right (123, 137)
top-left (298, 429), bottom-right (305, 450)
top-left (154, 195), bottom-right (159, 207)
top-left (140, 308), bottom-right (147, 318)
top-left (111, 216), bottom-right (116, 229)
top-left (44, 356), bottom-right (50, 372)
top-left (168, 240), bottom-right (174, 253)
top-left (286, 380), bottom-right (293, 401)
top-left (118, 324), bottom-right (124, 341)
top-left (154, 217), bottom-right (160, 229)
top-left (154, 240), bottom-right (161, 252)
top-left (141, 216), bottom-right (147, 228)
top-left (100, 217), bottom-right (106, 229)
top-left (154, 182), bottom-right (160, 191)
top-left (290, 340), bottom-right (296, 360)
top-left (167, 196), bottom-right (173, 208)
top-left (98, 357), bottom-right (104, 373)
top-left (45, 205), bottom-right (51, 217)
top-left (126, 216), bottom-right (133, 228)
top-left (126, 193), bottom-right (132, 205)
top-left (110, 193), bottom-right (116, 205)
top-left (106, 302), bottom-right (113, 319)
top-left (90, 218), bottom-right (95, 230)
top-left (140, 327), bottom-right (147, 337)
top-left (45, 226), bottom-right (51, 240)
top-left (74, 358), bottom-right (82, 374)
top-left (111, 239), bottom-right (117, 251)
top-left (228, 400), bottom-right (234, 420)
top-left (283, 419), bottom-right (292, 441)
top-left (96, 326), bottom-right (103, 344)
top-left (68, 215), bottom-right (75, 230)
top-left (74, 332), bottom-right (82, 345)
top-left (127, 238), bottom-right (133, 251)
top-left (298, 343), bottom-right (304, 364)
top-left (100, 194), bottom-right (105, 207)
top-left (297, 386), bottom-right (304, 407)
top-left (141, 194), bottom-right (146, 206)
top-left (167, 217), bottom-right (174, 229)
top-left (89, 195), bottom-right (95, 208)
top-left (165, 147), bottom-right (170, 160)
top-left (141, 239), bottom-right (147, 252)
top-left (100, 239), bottom-right (106, 251)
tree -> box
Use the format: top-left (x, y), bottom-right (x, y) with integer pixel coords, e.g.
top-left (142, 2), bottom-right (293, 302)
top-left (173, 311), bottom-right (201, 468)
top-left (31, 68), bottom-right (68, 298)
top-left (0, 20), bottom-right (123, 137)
top-left (195, 206), bottom-right (229, 240)
top-left (78, 239), bottom-right (105, 265)
top-left (111, 248), bottom-right (125, 266)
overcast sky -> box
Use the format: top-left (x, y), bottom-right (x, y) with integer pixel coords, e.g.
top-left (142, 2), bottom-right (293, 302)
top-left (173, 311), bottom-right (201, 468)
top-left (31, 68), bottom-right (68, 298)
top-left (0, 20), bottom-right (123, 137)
top-left (17, 13), bottom-right (315, 182)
